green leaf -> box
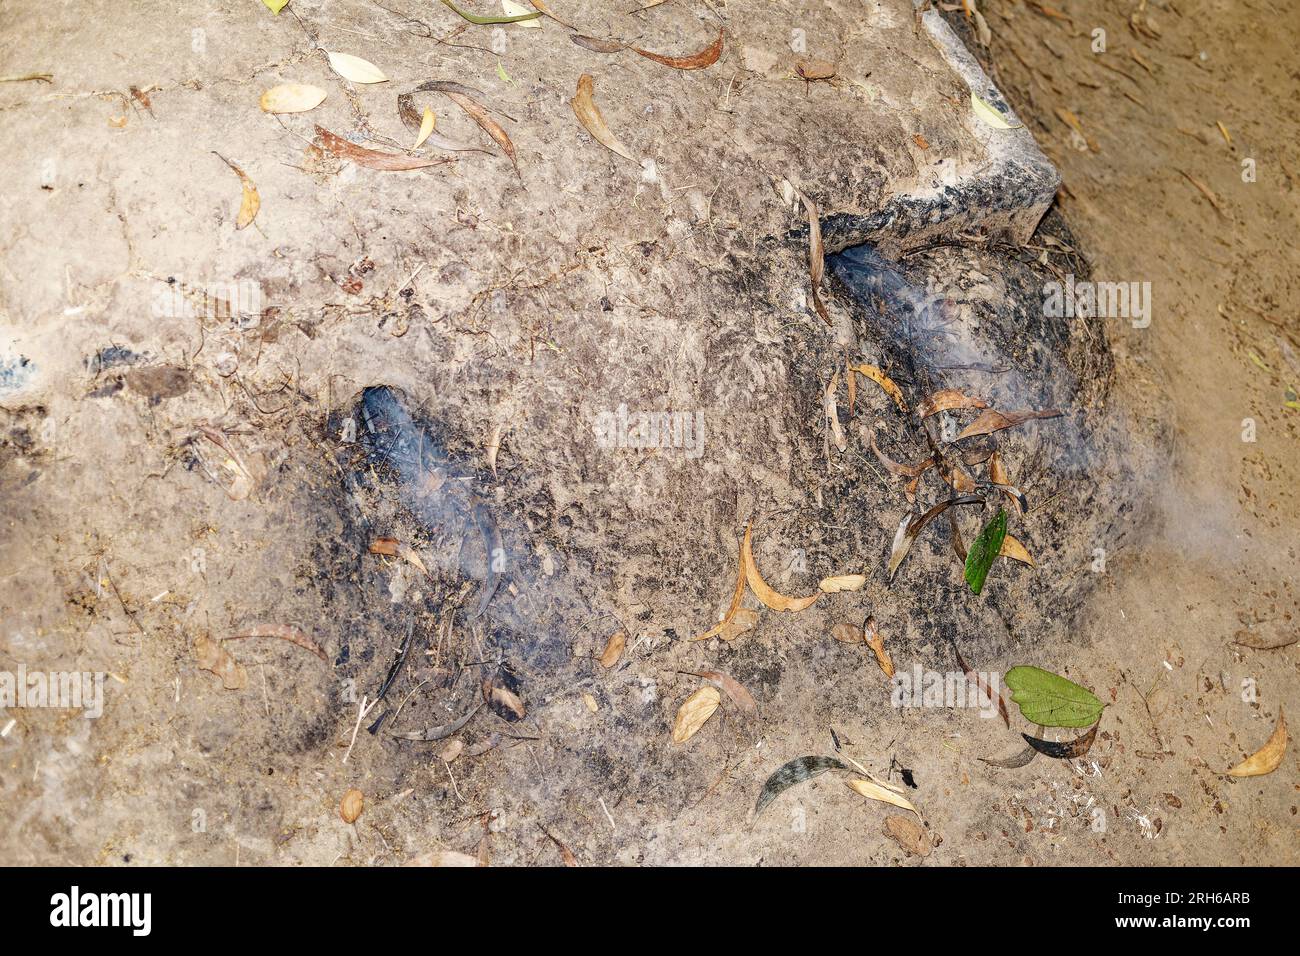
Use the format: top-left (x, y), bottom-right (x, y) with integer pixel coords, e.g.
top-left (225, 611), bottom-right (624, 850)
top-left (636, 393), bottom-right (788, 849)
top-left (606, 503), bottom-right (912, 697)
top-left (262, 0), bottom-right (290, 13)
top-left (964, 507), bottom-right (1006, 594)
top-left (439, 0), bottom-right (542, 24)
top-left (1004, 665), bottom-right (1104, 728)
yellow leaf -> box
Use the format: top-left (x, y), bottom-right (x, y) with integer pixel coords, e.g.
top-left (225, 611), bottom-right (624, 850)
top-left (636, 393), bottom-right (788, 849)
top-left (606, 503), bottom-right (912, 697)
top-left (571, 73), bottom-right (636, 161)
top-left (1227, 707), bottom-right (1288, 777)
top-left (671, 686), bottom-right (720, 743)
top-left (259, 83), bottom-right (327, 113)
top-left (847, 778), bottom-right (920, 816)
top-left (971, 91), bottom-right (1022, 130)
top-left (413, 106), bottom-right (436, 149)
top-left (819, 574), bottom-right (866, 593)
top-left (327, 51), bottom-right (388, 84)
top-left (742, 522), bottom-right (819, 613)
top-left (503, 0), bottom-right (542, 26)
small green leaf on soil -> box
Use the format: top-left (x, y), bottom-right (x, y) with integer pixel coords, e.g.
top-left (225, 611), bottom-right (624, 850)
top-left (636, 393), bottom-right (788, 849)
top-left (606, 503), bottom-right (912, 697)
top-left (262, 0), bottom-right (289, 13)
top-left (1004, 665), bottom-right (1104, 728)
top-left (964, 507), bottom-right (1006, 594)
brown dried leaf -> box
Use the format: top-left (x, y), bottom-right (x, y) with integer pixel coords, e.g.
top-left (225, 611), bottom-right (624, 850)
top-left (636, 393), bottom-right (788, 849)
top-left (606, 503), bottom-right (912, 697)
top-left (228, 623), bottom-right (328, 661)
top-left (742, 522), bottom-right (819, 612)
top-left (954, 643), bottom-right (1010, 728)
top-left (672, 686), bottom-right (721, 743)
top-left (571, 74), bottom-right (636, 162)
top-left (1022, 723), bottom-right (1100, 759)
top-left (823, 371), bottom-right (847, 452)
top-left (831, 622), bottom-right (864, 644)
top-left (632, 27), bottom-right (723, 70)
top-left (916, 388), bottom-right (987, 419)
top-left (1226, 707), bottom-right (1287, 777)
top-left (694, 669), bottom-right (758, 718)
top-left (800, 192), bottom-right (830, 324)
top-left (849, 364), bottom-right (907, 412)
top-left (868, 433), bottom-right (932, 479)
top-left (571, 34), bottom-right (625, 53)
top-left (864, 616), bottom-right (894, 678)
top-left (214, 153), bottom-right (259, 230)
top-left (718, 607), bottom-right (760, 641)
top-left (887, 496), bottom-right (983, 580)
top-left (999, 533), bottom-right (1035, 566)
top-left (314, 125), bottom-right (453, 171)
top-left (339, 788), bottom-right (364, 823)
top-left (690, 536), bottom-right (747, 641)
top-left (599, 630), bottom-right (625, 668)
top-left (443, 90), bottom-right (519, 173)
top-left (883, 813), bottom-right (932, 857)
top-left (194, 635), bottom-right (248, 690)
top-left (954, 407), bottom-right (1064, 441)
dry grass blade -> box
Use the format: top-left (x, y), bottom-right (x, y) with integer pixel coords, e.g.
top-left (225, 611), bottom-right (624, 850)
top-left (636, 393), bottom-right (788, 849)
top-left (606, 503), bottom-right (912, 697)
top-left (632, 27), bottom-right (724, 70)
top-left (742, 522), bottom-right (819, 613)
top-left (314, 126), bottom-right (454, 171)
top-left (1226, 707), bottom-right (1287, 777)
top-left (572, 73), bottom-right (636, 162)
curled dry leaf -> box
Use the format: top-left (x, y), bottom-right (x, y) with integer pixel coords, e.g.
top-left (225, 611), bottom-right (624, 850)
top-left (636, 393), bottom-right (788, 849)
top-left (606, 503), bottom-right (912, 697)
top-left (260, 83), bottom-right (326, 114)
top-left (850, 364), bottom-right (906, 412)
top-left (916, 388), bottom-right (987, 419)
top-left (742, 522), bottom-right (819, 613)
top-left (694, 669), bottom-right (758, 718)
top-left (953, 644), bottom-right (1010, 727)
top-left (819, 574), bottom-right (866, 593)
top-left (369, 537), bottom-right (431, 576)
top-left (1022, 722), bottom-right (1100, 759)
top-left (954, 407), bottom-right (1063, 441)
top-left (868, 433), bottom-right (932, 479)
top-left (339, 788), bottom-right (364, 823)
top-left (398, 93), bottom-right (490, 153)
top-left (598, 630), bottom-right (625, 668)
top-left (864, 616), bottom-right (894, 678)
top-left (887, 496), bottom-right (983, 581)
top-left (755, 756), bottom-right (846, 816)
top-left (633, 27), bottom-right (724, 70)
top-left (1226, 707), bottom-right (1287, 777)
top-left (671, 686), bottom-right (721, 743)
top-left (800, 192), bottom-right (830, 325)
top-left (228, 623), bottom-right (327, 661)
top-left (980, 733), bottom-right (1044, 769)
top-left (847, 777), bottom-right (920, 816)
top-left (314, 126), bottom-right (453, 171)
top-left (999, 533), bottom-right (1035, 566)
top-left (194, 635), bottom-right (247, 690)
top-left (214, 153), bottom-right (259, 230)
top-left (443, 90), bottom-right (519, 173)
top-left (572, 73), bottom-right (635, 161)
top-left (690, 535), bottom-right (747, 641)
top-left (391, 701), bottom-right (482, 741)
top-left (988, 450), bottom-right (1009, 486)
top-left (327, 51), bottom-right (388, 84)
top-left (823, 371), bottom-right (847, 452)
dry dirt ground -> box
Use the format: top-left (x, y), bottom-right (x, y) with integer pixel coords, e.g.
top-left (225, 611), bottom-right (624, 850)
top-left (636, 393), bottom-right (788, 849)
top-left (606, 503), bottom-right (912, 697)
top-left (0, 0), bottom-right (1295, 866)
